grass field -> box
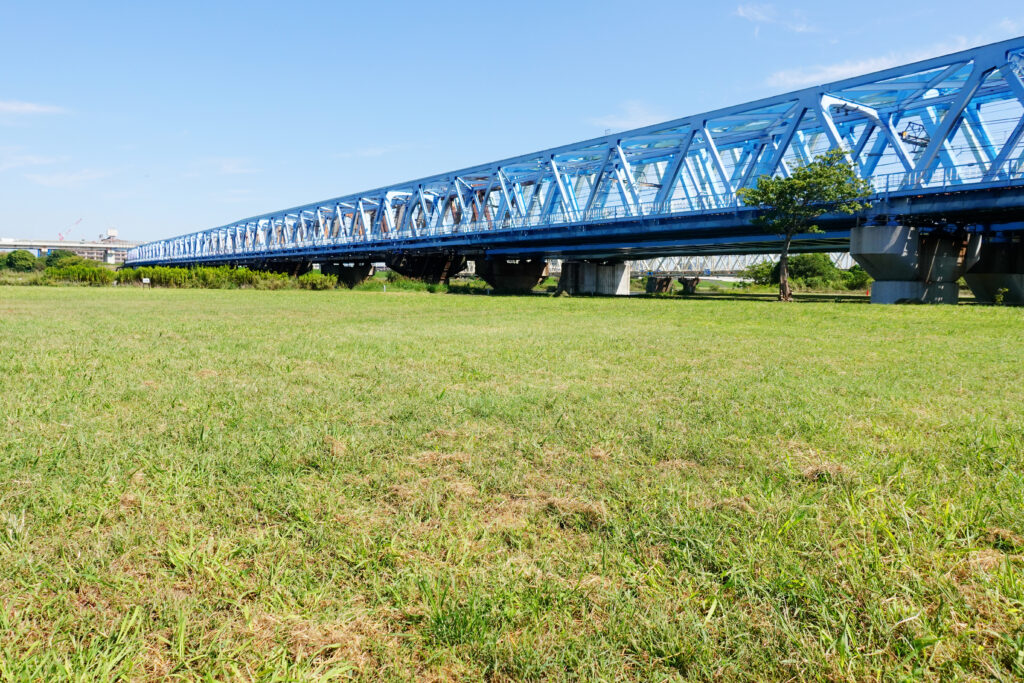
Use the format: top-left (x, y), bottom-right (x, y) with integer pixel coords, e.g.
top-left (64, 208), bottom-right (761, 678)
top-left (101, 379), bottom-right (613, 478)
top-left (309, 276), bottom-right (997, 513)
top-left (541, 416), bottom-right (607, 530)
top-left (1, 287), bottom-right (1022, 681)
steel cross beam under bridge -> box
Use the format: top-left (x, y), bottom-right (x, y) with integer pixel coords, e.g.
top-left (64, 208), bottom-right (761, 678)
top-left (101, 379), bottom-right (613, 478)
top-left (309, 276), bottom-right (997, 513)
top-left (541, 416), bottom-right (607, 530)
top-left (128, 37), bottom-right (1024, 299)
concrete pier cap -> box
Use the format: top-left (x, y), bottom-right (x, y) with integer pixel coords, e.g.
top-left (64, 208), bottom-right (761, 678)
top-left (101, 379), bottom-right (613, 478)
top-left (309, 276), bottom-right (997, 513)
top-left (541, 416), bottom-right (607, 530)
top-left (473, 258), bottom-right (548, 293)
top-left (851, 225), bottom-right (980, 304)
top-left (320, 262), bottom-right (375, 288)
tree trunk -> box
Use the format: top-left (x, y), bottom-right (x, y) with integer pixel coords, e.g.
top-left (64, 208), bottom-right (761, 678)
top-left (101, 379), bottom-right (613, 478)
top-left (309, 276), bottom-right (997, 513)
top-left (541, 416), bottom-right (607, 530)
top-left (778, 233), bottom-right (793, 302)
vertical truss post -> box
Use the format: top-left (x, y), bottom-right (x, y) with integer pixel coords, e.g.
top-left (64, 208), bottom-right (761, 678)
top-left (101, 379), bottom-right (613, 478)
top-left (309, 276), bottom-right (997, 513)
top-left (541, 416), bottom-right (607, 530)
top-left (701, 125), bottom-right (733, 201)
top-left (614, 143), bottom-right (642, 215)
top-left (583, 148), bottom-right (615, 218)
top-left (549, 157), bottom-right (578, 222)
top-left (653, 129), bottom-right (696, 212)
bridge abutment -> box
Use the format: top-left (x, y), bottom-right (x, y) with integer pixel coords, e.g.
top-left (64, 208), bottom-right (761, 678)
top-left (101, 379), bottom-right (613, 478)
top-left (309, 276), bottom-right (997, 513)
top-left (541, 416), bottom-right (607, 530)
top-left (557, 261), bottom-right (630, 296)
top-left (385, 253), bottom-right (466, 284)
top-left (474, 258), bottom-right (548, 293)
top-left (320, 262), bottom-right (375, 288)
top-left (850, 226), bottom-right (981, 304)
top-left (963, 236), bottom-right (1024, 304)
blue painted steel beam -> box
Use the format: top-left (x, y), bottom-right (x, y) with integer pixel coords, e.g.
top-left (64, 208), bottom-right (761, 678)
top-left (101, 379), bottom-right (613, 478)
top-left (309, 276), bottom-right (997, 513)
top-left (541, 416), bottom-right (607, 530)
top-left (128, 37), bottom-right (1024, 267)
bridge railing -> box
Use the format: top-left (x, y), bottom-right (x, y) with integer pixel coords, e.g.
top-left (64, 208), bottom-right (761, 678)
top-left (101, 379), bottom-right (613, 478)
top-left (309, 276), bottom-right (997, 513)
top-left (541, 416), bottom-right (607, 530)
top-left (127, 159), bottom-right (1024, 264)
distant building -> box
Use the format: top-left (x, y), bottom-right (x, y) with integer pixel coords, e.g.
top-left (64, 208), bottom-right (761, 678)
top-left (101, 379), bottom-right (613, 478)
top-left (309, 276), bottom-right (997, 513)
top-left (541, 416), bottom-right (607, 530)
top-left (0, 230), bottom-right (140, 265)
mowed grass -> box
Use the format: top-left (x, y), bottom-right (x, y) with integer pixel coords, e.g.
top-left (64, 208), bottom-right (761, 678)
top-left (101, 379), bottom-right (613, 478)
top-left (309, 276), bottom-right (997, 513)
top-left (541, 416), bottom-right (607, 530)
top-left (0, 287), bottom-right (1022, 682)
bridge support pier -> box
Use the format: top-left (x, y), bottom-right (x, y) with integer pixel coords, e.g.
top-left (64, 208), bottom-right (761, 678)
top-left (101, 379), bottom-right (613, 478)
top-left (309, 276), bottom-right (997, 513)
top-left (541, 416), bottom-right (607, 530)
top-left (253, 260), bottom-right (313, 277)
top-left (850, 226), bottom-right (981, 304)
top-left (474, 258), bottom-right (548, 293)
top-left (646, 276), bottom-right (674, 293)
top-left (557, 261), bottom-right (630, 296)
top-left (320, 262), bottom-right (375, 288)
top-left (385, 253), bottom-right (465, 284)
top-left (964, 236), bottom-right (1024, 304)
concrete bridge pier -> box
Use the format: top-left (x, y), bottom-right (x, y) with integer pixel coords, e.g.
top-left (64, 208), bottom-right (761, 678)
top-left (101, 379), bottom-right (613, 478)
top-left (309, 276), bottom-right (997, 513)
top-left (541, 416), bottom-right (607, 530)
top-left (850, 226), bottom-right (981, 304)
top-left (474, 258), bottom-right (548, 293)
top-left (254, 260), bottom-right (313, 277)
top-left (964, 236), bottom-right (1024, 304)
top-left (645, 276), bottom-right (674, 293)
top-left (385, 253), bottom-right (466, 284)
top-left (320, 262), bottom-right (375, 288)
top-left (557, 261), bottom-right (631, 295)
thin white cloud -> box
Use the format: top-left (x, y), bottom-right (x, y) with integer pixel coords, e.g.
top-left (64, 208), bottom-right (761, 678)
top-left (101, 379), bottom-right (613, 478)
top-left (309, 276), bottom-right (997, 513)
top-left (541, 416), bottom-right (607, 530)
top-left (766, 39), bottom-right (976, 89)
top-left (764, 22), bottom-right (1024, 89)
top-left (734, 3), bottom-right (817, 34)
top-left (24, 169), bottom-right (110, 188)
top-left (735, 3), bottom-right (772, 23)
top-left (767, 54), bottom-right (919, 88)
top-left (588, 101), bottom-right (668, 132)
top-left (0, 100), bottom-right (66, 115)
top-left (0, 150), bottom-right (63, 173)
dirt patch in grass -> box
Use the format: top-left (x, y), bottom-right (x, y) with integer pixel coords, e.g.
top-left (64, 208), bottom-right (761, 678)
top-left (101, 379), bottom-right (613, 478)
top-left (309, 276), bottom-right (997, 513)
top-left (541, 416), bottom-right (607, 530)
top-left (802, 462), bottom-right (856, 484)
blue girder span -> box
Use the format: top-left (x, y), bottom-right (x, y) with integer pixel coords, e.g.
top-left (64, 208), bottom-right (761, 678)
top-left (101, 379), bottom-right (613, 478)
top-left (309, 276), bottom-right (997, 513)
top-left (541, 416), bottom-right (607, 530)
top-left (127, 37), bottom-right (1024, 267)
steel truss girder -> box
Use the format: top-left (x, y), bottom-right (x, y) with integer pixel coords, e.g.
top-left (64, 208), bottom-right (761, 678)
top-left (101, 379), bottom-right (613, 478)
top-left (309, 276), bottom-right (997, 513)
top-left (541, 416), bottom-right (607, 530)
top-left (130, 37), bottom-right (1024, 266)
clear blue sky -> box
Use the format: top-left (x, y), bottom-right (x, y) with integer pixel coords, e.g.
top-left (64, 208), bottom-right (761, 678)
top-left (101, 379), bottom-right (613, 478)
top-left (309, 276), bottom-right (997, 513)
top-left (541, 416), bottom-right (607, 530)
top-left (2, 1), bottom-right (1022, 242)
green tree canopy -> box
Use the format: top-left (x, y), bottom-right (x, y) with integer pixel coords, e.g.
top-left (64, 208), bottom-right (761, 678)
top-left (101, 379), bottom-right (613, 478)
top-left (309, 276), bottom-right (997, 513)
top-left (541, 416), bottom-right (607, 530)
top-left (46, 249), bottom-right (83, 267)
top-left (5, 249), bottom-right (37, 272)
top-left (737, 149), bottom-right (872, 301)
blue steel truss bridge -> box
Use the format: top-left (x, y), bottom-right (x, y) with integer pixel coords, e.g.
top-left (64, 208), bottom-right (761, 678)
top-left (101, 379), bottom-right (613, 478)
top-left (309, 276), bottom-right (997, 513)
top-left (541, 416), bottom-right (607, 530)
top-left (128, 37), bottom-right (1024, 303)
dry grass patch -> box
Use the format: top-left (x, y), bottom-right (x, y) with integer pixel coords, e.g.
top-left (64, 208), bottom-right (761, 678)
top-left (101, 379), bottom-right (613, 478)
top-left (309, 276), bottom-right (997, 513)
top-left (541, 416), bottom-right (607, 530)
top-left (657, 458), bottom-right (699, 472)
top-left (541, 495), bottom-right (608, 532)
top-left (710, 496), bottom-right (756, 515)
top-left (324, 435), bottom-right (347, 458)
top-left (967, 549), bottom-right (1006, 573)
top-left (983, 527), bottom-right (1024, 552)
top-left (422, 428), bottom-right (460, 441)
top-left (802, 461), bottom-right (856, 484)
top-left (417, 450), bottom-right (470, 466)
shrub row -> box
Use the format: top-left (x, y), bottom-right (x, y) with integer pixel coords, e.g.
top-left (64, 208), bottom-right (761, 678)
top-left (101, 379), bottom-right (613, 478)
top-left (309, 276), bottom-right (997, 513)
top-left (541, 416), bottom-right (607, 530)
top-left (114, 265), bottom-right (295, 289)
top-left (740, 254), bottom-right (872, 291)
top-left (45, 264), bottom-right (116, 285)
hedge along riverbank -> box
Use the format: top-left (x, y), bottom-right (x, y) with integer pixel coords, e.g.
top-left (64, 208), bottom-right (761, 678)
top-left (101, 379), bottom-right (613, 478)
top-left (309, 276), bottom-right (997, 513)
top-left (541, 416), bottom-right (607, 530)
top-left (15, 264), bottom-right (344, 290)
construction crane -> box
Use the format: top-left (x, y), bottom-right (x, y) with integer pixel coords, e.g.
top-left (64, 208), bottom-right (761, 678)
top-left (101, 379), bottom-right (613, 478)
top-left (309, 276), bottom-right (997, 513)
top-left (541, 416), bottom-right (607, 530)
top-left (58, 218), bottom-right (82, 241)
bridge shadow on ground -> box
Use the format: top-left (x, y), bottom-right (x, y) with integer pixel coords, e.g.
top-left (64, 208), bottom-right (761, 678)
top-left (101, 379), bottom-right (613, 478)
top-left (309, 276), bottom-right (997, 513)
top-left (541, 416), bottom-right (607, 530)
top-left (447, 284), bottom-right (987, 304)
top-left (666, 291), bottom-right (871, 304)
